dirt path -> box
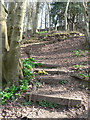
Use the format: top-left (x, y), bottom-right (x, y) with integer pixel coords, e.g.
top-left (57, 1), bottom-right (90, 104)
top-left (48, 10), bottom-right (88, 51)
top-left (22, 32), bottom-right (89, 118)
top-left (0, 31), bottom-right (89, 119)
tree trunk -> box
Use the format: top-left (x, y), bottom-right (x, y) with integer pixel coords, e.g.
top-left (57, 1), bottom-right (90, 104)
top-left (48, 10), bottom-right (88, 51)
top-left (72, 15), bottom-right (75, 31)
top-left (65, 0), bottom-right (70, 31)
top-left (7, 2), bottom-right (16, 46)
top-left (47, 2), bottom-right (51, 31)
top-left (40, 7), bottom-right (43, 31)
top-left (1, 1), bottom-right (27, 88)
top-left (80, 2), bottom-right (90, 47)
top-left (45, 7), bottom-right (47, 30)
top-left (0, 2), bottom-right (2, 89)
top-left (32, 2), bottom-right (40, 34)
top-left (67, 14), bottom-right (70, 31)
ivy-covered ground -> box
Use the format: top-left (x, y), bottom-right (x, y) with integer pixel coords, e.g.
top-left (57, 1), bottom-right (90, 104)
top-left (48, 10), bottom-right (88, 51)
top-left (0, 31), bottom-right (89, 119)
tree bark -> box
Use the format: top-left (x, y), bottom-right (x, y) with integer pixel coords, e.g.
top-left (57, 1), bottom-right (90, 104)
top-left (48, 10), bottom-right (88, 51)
top-left (80, 2), bottom-right (90, 47)
top-left (0, 2), bottom-right (2, 89)
top-left (1, 1), bottom-right (27, 88)
top-left (47, 2), bottom-right (51, 31)
top-left (39, 6), bottom-right (43, 31)
top-left (45, 8), bottom-right (47, 30)
top-left (72, 15), bottom-right (75, 31)
top-left (32, 2), bottom-right (40, 34)
top-left (65, 0), bottom-right (70, 31)
top-left (7, 2), bottom-right (16, 46)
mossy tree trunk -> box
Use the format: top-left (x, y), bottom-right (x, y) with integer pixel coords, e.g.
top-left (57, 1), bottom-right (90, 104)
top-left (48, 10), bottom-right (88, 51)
top-left (1, 1), bottom-right (27, 88)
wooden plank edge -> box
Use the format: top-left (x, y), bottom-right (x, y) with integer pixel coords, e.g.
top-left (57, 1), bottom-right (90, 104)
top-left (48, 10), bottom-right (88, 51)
top-left (25, 93), bottom-right (81, 107)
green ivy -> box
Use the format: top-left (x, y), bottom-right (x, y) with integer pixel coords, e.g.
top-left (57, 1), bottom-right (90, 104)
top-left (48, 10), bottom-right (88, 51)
top-left (59, 80), bottom-right (68, 85)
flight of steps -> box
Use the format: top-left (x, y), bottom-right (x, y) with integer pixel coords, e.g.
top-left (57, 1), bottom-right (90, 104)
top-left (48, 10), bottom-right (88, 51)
top-left (25, 63), bottom-right (82, 107)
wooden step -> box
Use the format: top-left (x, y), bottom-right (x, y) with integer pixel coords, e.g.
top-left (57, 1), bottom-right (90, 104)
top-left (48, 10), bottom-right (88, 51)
top-left (25, 93), bottom-right (81, 107)
top-left (34, 68), bottom-right (73, 75)
top-left (37, 75), bottom-right (71, 84)
top-left (35, 63), bottom-right (61, 68)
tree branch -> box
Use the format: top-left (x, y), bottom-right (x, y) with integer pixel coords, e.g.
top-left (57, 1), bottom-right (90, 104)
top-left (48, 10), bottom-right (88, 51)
top-left (2, 4), bottom-right (8, 14)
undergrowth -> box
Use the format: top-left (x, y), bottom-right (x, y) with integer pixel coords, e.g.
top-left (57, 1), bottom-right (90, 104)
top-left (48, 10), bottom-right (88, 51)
top-left (0, 57), bottom-right (42, 105)
top-left (72, 49), bottom-right (89, 81)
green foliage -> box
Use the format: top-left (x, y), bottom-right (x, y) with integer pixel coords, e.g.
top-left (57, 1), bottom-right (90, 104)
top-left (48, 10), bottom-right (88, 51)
top-left (73, 64), bottom-right (83, 70)
top-left (80, 73), bottom-right (90, 80)
top-left (72, 49), bottom-right (89, 82)
top-left (15, 92), bottom-right (20, 96)
top-left (39, 100), bottom-right (58, 109)
top-left (82, 62), bottom-right (85, 65)
top-left (0, 85), bottom-right (17, 104)
top-left (73, 50), bottom-right (88, 57)
top-left (23, 57), bottom-right (36, 69)
top-left (48, 102), bottom-right (58, 109)
top-left (74, 104), bottom-right (80, 108)
top-left (50, 2), bottom-right (66, 28)
top-left (35, 62), bottom-right (42, 67)
top-left (59, 80), bottom-right (68, 85)
top-left (88, 74), bottom-right (90, 79)
top-left (50, 2), bottom-right (83, 29)
top-left (69, 2), bottom-right (82, 19)
top-left (35, 80), bottom-right (42, 87)
top-left (39, 100), bottom-right (48, 107)
top-left (73, 50), bottom-right (79, 56)
top-left (38, 31), bottom-right (47, 34)
top-left (23, 100), bottom-right (33, 106)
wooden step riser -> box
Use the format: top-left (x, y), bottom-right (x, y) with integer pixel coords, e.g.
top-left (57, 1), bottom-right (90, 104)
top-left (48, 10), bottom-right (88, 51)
top-left (25, 93), bottom-right (81, 107)
top-left (40, 78), bottom-right (61, 84)
top-left (35, 63), bottom-right (60, 68)
top-left (39, 78), bottom-right (69, 84)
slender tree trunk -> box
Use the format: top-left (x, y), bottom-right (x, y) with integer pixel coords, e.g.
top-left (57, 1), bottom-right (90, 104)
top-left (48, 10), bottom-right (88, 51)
top-left (72, 15), bottom-right (75, 31)
top-left (65, 0), bottom-right (70, 31)
top-left (49, 13), bottom-right (51, 31)
top-left (40, 5), bottom-right (43, 31)
top-left (67, 14), bottom-right (70, 31)
top-left (45, 8), bottom-right (47, 30)
top-left (47, 2), bottom-right (51, 31)
top-left (32, 2), bottom-right (40, 34)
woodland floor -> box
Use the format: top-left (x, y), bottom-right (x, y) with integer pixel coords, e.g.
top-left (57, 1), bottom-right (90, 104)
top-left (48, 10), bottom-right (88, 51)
top-left (0, 31), bottom-right (90, 119)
